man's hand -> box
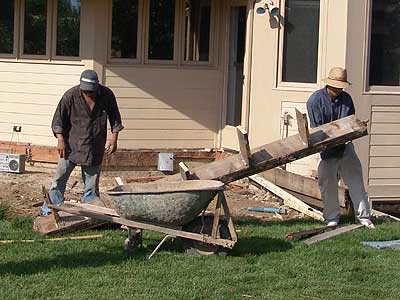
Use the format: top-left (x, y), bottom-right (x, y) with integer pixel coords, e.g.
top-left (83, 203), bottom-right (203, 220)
top-left (105, 133), bottom-right (119, 155)
top-left (56, 134), bottom-right (66, 158)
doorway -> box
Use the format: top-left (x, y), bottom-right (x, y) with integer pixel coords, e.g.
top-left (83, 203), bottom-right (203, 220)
top-left (221, 3), bottom-right (250, 150)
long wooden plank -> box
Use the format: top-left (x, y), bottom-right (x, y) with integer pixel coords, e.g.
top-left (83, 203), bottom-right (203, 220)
top-left (249, 175), bottom-right (324, 221)
top-left (48, 204), bottom-right (236, 249)
top-left (303, 224), bottom-right (364, 245)
top-left (260, 168), bottom-right (347, 207)
top-left (161, 115), bottom-right (368, 183)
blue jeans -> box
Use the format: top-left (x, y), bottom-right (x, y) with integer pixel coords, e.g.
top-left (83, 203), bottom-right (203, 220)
top-left (48, 158), bottom-right (101, 205)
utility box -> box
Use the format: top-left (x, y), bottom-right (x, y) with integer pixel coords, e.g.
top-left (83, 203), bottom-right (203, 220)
top-left (0, 153), bottom-right (26, 173)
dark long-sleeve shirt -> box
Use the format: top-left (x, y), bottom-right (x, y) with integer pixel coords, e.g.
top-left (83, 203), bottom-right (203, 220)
top-left (52, 85), bottom-right (124, 166)
top-left (307, 87), bottom-right (355, 160)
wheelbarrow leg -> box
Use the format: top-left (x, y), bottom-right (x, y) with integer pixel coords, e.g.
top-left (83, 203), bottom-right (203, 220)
top-left (148, 235), bottom-right (175, 260)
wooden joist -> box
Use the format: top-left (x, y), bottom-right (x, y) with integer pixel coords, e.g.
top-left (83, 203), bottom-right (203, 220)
top-left (295, 109), bottom-right (311, 147)
top-left (249, 175), bottom-right (324, 221)
top-left (236, 126), bottom-right (251, 167)
top-left (303, 224), bottom-right (364, 245)
top-left (261, 168), bottom-right (347, 207)
top-left (161, 115), bottom-right (368, 183)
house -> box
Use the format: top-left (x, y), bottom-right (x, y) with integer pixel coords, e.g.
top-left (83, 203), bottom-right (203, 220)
top-left (0, 0), bottom-right (399, 202)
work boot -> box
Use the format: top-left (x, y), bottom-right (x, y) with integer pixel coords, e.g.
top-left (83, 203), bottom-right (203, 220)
top-left (359, 218), bottom-right (375, 229)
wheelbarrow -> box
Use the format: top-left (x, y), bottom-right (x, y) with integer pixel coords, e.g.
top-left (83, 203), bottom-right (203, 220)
top-left (49, 180), bottom-right (237, 258)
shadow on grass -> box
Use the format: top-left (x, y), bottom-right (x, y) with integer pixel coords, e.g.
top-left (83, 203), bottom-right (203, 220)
top-left (0, 245), bottom-right (149, 276)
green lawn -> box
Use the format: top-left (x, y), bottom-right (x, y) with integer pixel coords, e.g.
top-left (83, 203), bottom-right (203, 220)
top-left (1, 216), bottom-right (400, 300)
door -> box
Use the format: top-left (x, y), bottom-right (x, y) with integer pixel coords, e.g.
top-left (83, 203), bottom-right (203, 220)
top-left (221, 1), bottom-right (252, 150)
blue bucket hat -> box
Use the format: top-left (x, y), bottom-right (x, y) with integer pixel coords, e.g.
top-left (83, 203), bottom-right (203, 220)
top-left (80, 70), bottom-right (99, 92)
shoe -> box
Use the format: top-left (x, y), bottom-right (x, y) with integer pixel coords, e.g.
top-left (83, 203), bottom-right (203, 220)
top-left (359, 218), bottom-right (375, 229)
top-left (326, 220), bottom-right (339, 227)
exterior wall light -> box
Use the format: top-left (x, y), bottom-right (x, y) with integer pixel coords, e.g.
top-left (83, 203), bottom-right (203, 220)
top-left (256, 1), bottom-right (280, 17)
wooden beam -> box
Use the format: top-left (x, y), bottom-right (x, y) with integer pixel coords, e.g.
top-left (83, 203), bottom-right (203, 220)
top-left (249, 175), bottom-right (324, 221)
top-left (48, 204), bottom-right (236, 249)
top-left (236, 126), bottom-right (251, 167)
top-left (161, 115), bottom-right (368, 183)
top-left (303, 224), bottom-right (364, 245)
top-left (0, 234), bottom-right (103, 244)
top-left (260, 168), bottom-right (348, 208)
top-left (179, 162), bottom-right (192, 180)
top-left (371, 209), bottom-right (400, 222)
top-left (295, 109), bottom-right (311, 147)
top-left (285, 226), bottom-right (333, 241)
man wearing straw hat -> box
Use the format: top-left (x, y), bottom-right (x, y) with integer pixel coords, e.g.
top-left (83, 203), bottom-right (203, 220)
top-left (307, 67), bottom-right (375, 229)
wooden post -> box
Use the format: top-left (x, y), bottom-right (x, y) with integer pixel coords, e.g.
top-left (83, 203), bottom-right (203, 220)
top-left (295, 109), bottom-right (311, 147)
top-left (236, 126), bottom-right (251, 167)
top-left (211, 193), bottom-right (222, 239)
top-left (219, 192), bottom-right (238, 242)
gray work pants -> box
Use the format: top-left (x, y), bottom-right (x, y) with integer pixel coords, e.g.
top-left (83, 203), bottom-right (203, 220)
top-left (318, 143), bottom-right (370, 223)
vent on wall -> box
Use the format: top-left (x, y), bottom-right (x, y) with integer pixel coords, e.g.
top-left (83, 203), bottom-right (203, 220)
top-left (0, 153), bottom-right (26, 173)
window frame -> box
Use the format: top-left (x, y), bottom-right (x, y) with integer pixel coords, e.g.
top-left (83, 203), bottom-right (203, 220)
top-left (363, 0), bottom-right (400, 95)
top-left (144, 0), bottom-right (180, 65)
top-left (0, 0), bottom-right (18, 57)
top-left (52, 0), bottom-right (82, 61)
top-left (20, 0), bottom-right (52, 60)
top-left (275, 0), bottom-right (324, 91)
top-left (180, 0), bottom-right (216, 66)
top-left (107, 0), bottom-right (143, 64)
top-left (0, 0), bottom-right (82, 62)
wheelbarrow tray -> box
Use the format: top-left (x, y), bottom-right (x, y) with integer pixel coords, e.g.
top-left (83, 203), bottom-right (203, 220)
top-left (107, 180), bottom-right (225, 226)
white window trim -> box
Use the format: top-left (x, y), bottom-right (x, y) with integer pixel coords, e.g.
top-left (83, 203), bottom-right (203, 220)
top-left (363, 0), bottom-right (400, 95)
top-left (274, 0), bottom-right (323, 91)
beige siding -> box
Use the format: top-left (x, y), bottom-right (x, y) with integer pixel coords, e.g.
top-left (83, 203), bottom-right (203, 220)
top-left (280, 101), bottom-right (319, 177)
top-left (368, 106), bottom-right (400, 198)
top-left (105, 66), bottom-right (220, 149)
top-left (0, 62), bottom-right (84, 146)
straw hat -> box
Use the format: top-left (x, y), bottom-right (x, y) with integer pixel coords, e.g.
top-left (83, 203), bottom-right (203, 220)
top-left (322, 67), bottom-right (351, 89)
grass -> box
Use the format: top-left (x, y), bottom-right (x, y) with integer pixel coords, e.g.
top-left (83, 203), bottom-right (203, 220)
top-left (1, 217), bottom-right (400, 300)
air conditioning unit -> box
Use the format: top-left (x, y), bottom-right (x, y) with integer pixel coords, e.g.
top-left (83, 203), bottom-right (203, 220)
top-left (0, 153), bottom-right (26, 173)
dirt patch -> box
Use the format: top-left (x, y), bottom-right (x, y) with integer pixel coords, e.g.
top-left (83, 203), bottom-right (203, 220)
top-left (0, 164), bottom-right (303, 222)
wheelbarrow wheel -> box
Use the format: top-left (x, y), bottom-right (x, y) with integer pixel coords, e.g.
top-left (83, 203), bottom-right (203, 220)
top-left (182, 216), bottom-right (231, 256)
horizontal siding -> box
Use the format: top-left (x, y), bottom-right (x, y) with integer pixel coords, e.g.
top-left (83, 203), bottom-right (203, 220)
top-left (104, 66), bottom-right (220, 149)
top-left (280, 101), bottom-right (318, 177)
top-left (0, 62), bottom-right (84, 146)
top-left (368, 106), bottom-right (400, 199)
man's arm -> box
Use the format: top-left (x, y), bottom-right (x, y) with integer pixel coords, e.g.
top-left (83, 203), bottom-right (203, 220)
top-left (105, 89), bottom-right (124, 155)
top-left (52, 95), bottom-right (69, 158)
top-left (306, 96), bottom-right (323, 129)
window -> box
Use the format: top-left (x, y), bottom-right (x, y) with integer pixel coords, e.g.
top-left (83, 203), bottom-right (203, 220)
top-left (148, 0), bottom-right (176, 60)
top-left (0, 0), bottom-right (15, 54)
top-left (184, 0), bottom-right (212, 62)
top-left (369, 0), bottom-right (400, 86)
top-left (282, 0), bottom-right (320, 83)
top-left (0, 0), bottom-right (81, 59)
top-left (111, 0), bottom-right (139, 59)
top-left (23, 0), bottom-right (47, 55)
top-left (56, 0), bottom-right (81, 57)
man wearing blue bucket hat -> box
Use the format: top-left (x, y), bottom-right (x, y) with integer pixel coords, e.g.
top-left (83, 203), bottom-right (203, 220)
top-left (44, 69), bottom-right (124, 210)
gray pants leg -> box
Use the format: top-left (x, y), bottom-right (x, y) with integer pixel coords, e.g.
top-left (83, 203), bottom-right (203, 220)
top-left (318, 144), bottom-right (370, 223)
top-left (338, 143), bottom-right (370, 220)
top-left (318, 157), bottom-right (340, 223)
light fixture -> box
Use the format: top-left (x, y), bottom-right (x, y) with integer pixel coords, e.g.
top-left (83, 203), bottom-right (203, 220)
top-left (266, 1), bottom-right (280, 17)
top-left (256, 1), bottom-right (280, 17)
